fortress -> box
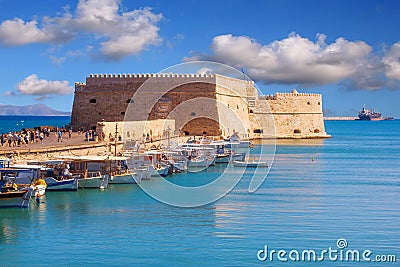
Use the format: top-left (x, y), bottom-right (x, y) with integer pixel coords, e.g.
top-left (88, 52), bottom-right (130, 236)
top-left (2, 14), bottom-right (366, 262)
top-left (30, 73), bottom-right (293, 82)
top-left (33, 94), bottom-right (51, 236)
top-left (71, 73), bottom-right (330, 140)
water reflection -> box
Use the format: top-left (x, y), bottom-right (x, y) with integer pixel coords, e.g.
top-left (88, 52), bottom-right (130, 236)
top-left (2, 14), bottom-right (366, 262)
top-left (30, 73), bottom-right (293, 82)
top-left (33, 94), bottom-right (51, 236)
top-left (253, 138), bottom-right (326, 146)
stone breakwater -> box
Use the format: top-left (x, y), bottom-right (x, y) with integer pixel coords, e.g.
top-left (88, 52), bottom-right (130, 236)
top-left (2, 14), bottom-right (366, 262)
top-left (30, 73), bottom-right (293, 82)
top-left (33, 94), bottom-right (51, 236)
top-left (324, 117), bottom-right (358, 121)
top-left (0, 132), bottom-right (113, 163)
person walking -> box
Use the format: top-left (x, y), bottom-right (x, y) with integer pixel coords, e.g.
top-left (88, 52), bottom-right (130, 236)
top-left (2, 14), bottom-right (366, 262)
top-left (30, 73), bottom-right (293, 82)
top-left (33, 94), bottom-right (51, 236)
top-left (13, 132), bottom-right (17, 147)
top-left (57, 130), bottom-right (63, 142)
top-left (24, 133), bottom-right (29, 146)
top-left (31, 130), bottom-right (35, 143)
top-left (85, 130), bottom-right (89, 142)
top-left (17, 134), bottom-right (21, 147)
top-left (7, 132), bottom-right (12, 147)
top-left (39, 132), bottom-right (44, 144)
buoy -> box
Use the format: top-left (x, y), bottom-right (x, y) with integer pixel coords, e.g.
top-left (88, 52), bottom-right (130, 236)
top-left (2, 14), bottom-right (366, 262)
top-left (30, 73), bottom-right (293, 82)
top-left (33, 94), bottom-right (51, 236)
top-left (312, 157), bottom-right (315, 161)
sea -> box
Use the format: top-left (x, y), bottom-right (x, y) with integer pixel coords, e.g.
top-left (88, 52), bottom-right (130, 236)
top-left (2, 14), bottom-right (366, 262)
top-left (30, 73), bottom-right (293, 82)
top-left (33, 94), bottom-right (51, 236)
top-left (0, 116), bottom-right (71, 134)
top-left (0, 117), bottom-right (399, 266)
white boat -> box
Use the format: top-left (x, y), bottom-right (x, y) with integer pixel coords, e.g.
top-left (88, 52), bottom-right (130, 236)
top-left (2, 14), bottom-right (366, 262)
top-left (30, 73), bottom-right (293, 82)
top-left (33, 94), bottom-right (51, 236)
top-left (7, 164), bottom-right (46, 199)
top-left (0, 169), bottom-right (34, 208)
top-left (110, 173), bottom-right (137, 184)
top-left (187, 156), bottom-right (216, 168)
top-left (134, 166), bottom-right (151, 181)
top-left (232, 160), bottom-right (268, 167)
top-left (224, 132), bottom-right (251, 149)
top-left (56, 156), bottom-right (110, 189)
top-left (107, 156), bottom-right (140, 184)
top-left (215, 153), bottom-right (230, 163)
top-left (171, 160), bottom-right (187, 172)
top-left (161, 150), bottom-right (188, 172)
top-left (77, 172), bottom-right (109, 189)
top-left (148, 164), bottom-right (170, 177)
top-left (142, 151), bottom-right (171, 177)
top-left (180, 143), bottom-right (216, 170)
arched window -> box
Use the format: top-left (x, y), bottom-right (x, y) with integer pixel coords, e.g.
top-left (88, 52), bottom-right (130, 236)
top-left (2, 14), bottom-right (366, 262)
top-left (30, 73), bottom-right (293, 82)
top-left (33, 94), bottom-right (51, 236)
top-left (89, 99), bottom-right (96, 103)
top-left (294, 129), bottom-right (301, 134)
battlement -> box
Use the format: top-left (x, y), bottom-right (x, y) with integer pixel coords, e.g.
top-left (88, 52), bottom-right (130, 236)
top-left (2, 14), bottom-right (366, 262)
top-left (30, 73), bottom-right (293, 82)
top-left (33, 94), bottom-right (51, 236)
top-left (88, 73), bottom-right (217, 78)
top-left (275, 92), bottom-right (321, 97)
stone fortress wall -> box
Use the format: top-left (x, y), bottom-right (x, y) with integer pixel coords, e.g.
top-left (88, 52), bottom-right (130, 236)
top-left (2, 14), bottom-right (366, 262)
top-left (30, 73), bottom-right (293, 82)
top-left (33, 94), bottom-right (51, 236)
top-left (71, 73), bottom-right (330, 139)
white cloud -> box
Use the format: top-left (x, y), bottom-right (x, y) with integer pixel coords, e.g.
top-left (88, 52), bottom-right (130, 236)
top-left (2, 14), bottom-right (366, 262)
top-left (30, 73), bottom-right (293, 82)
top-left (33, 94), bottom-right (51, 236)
top-left (0, 0), bottom-right (163, 60)
top-left (188, 33), bottom-right (400, 90)
top-left (4, 91), bottom-right (15, 96)
top-left (49, 55), bottom-right (66, 66)
top-left (196, 67), bottom-right (213, 75)
top-left (96, 7), bottom-right (162, 60)
top-left (383, 42), bottom-right (400, 80)
top-left (0, 16), bottom-right (74, 45)
top-left (17, 74), bottom-right (73, 96)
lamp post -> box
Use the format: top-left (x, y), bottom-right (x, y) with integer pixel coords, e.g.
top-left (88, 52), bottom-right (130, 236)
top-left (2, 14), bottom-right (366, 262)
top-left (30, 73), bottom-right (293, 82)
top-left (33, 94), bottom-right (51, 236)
top-left (167, 126), bottom-right (171, 148)
top-left (114, 123), bottom-right (118, 156)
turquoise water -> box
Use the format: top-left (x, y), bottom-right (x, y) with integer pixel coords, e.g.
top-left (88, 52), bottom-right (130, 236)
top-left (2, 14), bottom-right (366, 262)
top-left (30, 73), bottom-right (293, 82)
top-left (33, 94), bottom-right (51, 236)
top-left (0, 119), bottom-right (399, 266)
top-left (0, 116), bottom-right (71, 133)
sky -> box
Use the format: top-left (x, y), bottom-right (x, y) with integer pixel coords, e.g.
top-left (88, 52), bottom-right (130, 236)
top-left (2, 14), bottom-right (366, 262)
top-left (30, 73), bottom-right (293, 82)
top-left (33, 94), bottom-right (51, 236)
top-left (0, 0), bottom-right (399, 117)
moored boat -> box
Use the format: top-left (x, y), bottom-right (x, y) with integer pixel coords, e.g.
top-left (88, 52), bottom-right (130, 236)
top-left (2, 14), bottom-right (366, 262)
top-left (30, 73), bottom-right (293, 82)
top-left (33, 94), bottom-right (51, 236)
top-left (29, 160), bottom-right (79, 191)
top-left (44, 177), bottom-right (78, 191)
top-left (56, 156), bottom-right (110, 189)
top-left (358, 106), bottom-right (382, 120)
top-left (7, 164), bottom-right (46, 199)
top-left (232, 160), bottom-right (268, 168)
top-left (0, 169), bottom-right (34, 208)
top-left (107, 156), bottom-right (140, 184)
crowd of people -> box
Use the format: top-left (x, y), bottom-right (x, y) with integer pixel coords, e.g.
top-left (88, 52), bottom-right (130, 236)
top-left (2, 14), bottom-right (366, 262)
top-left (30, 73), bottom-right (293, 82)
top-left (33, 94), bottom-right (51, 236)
top-left (0, 127), bottom-right (73, 147)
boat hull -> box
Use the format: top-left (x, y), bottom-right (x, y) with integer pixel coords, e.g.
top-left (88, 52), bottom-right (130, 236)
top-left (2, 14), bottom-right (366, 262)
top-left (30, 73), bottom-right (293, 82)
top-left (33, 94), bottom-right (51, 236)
top-left (149, 166), bottom-right (169, 177)
top-left (233, 160), bottom-right (268, 167)
top-left (78, 175), bottom-right (109, 189)
top-left (0, 189), bottom-right (33, 208)
top-left (110, 173), bottom-right (139, 184)
top-left (44, 177), bottom-right (78, 191)
top-left (215, 154), bottom-right (230, 163)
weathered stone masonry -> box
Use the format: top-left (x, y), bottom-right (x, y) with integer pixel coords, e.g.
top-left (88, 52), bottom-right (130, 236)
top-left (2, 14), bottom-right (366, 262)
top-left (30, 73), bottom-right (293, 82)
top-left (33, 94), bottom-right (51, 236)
top-left (71, 73), bottom-right (330, 139)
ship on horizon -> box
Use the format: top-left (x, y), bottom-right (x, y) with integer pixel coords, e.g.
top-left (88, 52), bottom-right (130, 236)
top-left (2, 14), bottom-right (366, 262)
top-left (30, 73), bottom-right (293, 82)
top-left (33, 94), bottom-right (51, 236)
top-left (358, 105), bottom-right (393, 121)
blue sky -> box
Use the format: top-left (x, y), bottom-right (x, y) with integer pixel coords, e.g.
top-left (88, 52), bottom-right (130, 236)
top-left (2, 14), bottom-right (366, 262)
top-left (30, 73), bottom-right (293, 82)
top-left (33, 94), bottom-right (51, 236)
top-left (0, 0), bottom-right (399, 117)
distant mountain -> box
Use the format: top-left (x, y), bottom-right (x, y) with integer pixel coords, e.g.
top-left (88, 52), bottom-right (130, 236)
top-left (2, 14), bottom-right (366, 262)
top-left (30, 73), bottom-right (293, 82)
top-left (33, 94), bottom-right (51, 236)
top-left (0, 104), bottom-right (71, 116)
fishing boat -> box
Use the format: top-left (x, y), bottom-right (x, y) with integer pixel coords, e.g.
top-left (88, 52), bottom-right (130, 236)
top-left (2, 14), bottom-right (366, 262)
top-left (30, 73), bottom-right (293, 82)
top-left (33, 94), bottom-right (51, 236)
top-left (232, 160), bottom-right (268, 167)
top-left (29, 160), bottom-right (78, 191)
top-left (0, 169), bottom-right (34, 208)
top-left (108, 156), bottom-right (140, 184)
top-left (161, 149), bottom-right (188, 172)
top-left (56, 156), bottom-right (109, 189)
top-left (8, 164), bottom-right (46, 198)
top-left (224, 132), bottom-right (251, 149)
top-left (142, 151), bottom-right (170, 177)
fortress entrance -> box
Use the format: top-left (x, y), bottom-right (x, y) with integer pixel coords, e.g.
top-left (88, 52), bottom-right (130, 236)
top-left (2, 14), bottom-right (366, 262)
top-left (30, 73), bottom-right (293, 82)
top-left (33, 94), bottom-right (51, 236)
top-left (181, 118), bottom-right (221, 136)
